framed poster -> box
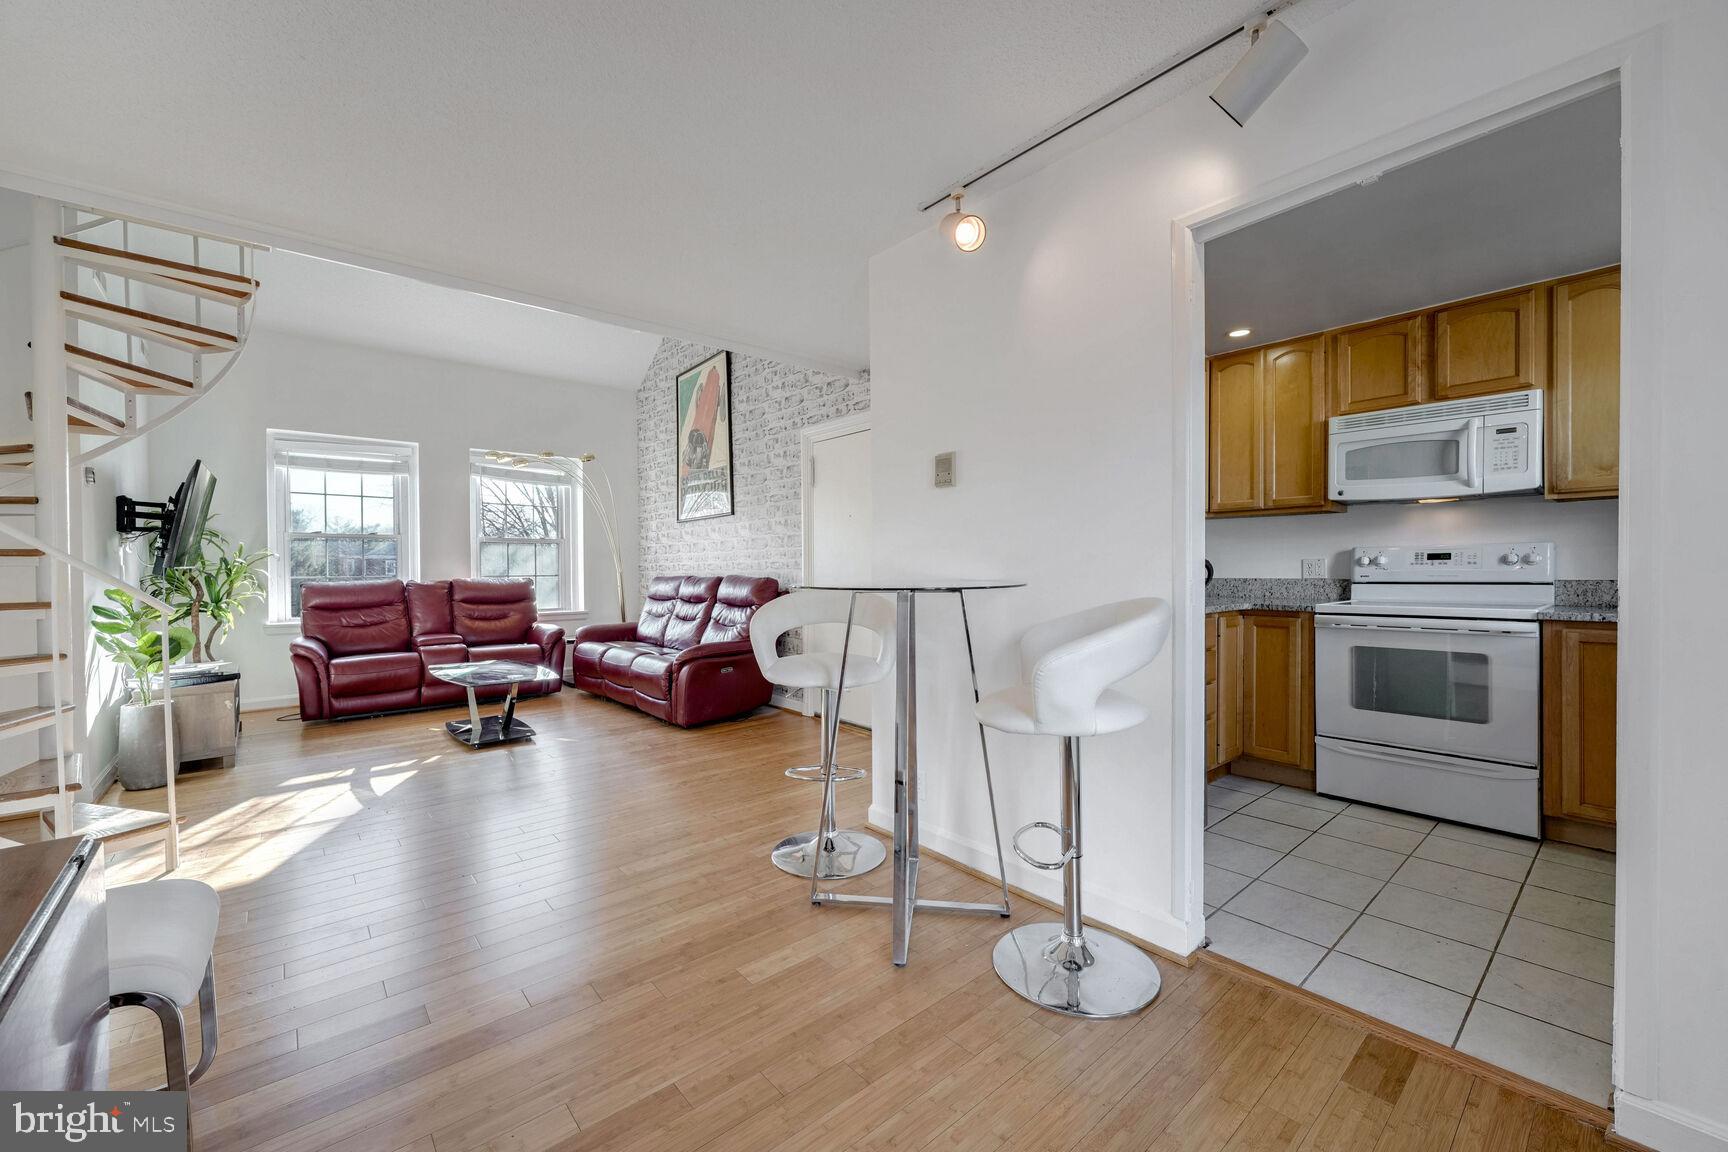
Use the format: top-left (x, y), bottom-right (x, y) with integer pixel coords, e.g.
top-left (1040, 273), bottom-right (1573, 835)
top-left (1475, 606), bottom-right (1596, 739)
top-left (675, 351), bottom-right (734, 521)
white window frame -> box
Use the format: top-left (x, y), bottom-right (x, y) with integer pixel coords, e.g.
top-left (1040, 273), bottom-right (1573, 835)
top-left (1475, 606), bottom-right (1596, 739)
top-left (265, 429), bottom-right (421, 629)
top-left (469, 452), bottom-right (585, 618)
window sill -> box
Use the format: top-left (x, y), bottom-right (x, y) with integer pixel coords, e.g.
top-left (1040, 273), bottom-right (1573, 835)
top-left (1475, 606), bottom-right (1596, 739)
top-left (537, 609), bottom-right (590, 623)
top-left (264, 619), bottom-right (303, 636)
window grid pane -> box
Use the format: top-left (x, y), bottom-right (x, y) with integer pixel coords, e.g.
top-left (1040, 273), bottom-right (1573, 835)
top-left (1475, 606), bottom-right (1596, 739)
top-left (281, 462), bottom-right (404, 617)
top-left (475, 474), bottom-right (564, 610)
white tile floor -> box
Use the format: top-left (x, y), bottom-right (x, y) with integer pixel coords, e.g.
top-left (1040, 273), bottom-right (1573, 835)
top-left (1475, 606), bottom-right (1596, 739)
top-left (1202, 774), bottom-right (1615, 1107)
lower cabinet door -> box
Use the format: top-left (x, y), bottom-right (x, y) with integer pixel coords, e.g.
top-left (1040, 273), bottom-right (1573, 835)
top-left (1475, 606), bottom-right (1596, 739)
top-left (1243, 613), bottom-right (1309, 767)
top-left (1542, 621), bottom-right (1617, 826)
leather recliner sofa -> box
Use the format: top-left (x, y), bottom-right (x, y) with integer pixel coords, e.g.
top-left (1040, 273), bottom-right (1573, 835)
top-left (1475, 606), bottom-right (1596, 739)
top-left (290, 578), bottom-right (565, 721)
top-left (568, 575), bottom-right (779, 727)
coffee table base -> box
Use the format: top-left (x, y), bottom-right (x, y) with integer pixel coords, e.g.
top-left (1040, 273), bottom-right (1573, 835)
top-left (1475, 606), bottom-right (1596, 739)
top-left (445, 716), bottom-right (536, 748)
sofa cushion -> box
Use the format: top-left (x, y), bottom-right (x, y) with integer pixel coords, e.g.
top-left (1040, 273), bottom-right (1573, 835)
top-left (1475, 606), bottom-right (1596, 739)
top-left (702, 576), bottom-right (779, 643)
top-left (636, 575), bottom-right (684, 645)
top-left (662, 577), bottom-right (720, 650)
top-left (405, 580), bottom-right (454, 637)
top-left (619, 649), bottom-right (676, 699)
top-left (468, 642), bottom-right (542, 666)
top-left (452, 578), bottom-right (536, 645)
top-left (300, 580), bottom-right (411, 657)
top-left (328, 651), bottom-right (423, 695)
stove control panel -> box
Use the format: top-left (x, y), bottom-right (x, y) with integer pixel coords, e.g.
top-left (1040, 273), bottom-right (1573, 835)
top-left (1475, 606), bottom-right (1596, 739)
top-left (1350, 542), bottom-right (1554, 583)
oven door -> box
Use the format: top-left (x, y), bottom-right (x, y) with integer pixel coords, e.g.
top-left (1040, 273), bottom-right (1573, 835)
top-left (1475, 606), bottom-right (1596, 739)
top-left (1329, 415), bottom-right (1480, 502)
top-left (1314, 614), bottom-right (1539, 766)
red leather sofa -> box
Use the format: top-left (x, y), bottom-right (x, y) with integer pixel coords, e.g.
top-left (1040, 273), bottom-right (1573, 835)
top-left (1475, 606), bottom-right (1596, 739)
top-left (290, 578), bottom-right (565, 721)
top-left (569, 575), bottom-right (779, 727)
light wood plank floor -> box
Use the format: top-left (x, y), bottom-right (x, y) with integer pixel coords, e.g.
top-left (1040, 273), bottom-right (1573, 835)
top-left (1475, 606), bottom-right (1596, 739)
top-left (9, 693), bottom-right (1614, 1151)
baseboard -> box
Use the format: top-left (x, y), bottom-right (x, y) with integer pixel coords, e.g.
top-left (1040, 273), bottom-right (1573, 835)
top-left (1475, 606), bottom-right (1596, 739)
top-left (866, 803), bottom-right (1195, 961)
top-left (240, 694), bottom-right (298, 713)
top-left (92, 752), bottom-right (118, 805)
top-left (1613, 1093), bottom-right (1728, 1152)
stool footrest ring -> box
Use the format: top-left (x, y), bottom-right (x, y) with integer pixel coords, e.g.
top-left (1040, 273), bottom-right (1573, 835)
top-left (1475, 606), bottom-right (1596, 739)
top-left (1011, 821), bottom-right (1076, 871)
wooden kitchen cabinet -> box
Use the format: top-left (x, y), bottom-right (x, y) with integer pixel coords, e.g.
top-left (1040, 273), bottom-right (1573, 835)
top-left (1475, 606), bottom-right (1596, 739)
top-left (1433, 284), bottom-right (1549, 400)
top-left (1242, 612), bottom-right (1312, 769)
top-left (1217, 612), bottom-right (1243, 766)
top-left (1543, 621), bottom-right (1617, 843)
top-left (1208, 338), bottom-right (1334, 516)
top-left (1207, 350), bottom-right (1264, 513)
top-left (1331, 313), bottom-right (1429, 416)
top-left (1547, 267), bottom-right (1621, 499)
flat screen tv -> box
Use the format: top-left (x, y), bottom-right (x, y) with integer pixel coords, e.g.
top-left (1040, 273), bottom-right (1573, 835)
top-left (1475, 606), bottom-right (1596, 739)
top-left (153, 460), bottom-right (216, 577)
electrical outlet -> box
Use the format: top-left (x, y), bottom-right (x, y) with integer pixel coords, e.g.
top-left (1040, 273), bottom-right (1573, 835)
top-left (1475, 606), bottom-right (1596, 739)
top-left (933, 451), bottom-right (956, 488)
top-left (1301, 558), bottom-right (1326, 579)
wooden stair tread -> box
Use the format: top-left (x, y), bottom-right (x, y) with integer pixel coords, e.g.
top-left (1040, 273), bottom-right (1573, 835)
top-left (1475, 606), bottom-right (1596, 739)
top-left (60, 291), bottom-right (237, 351)
top-left (0, 602), bottom-right (51, 611)
top-left (42, 802), bottom-right (175, 844)
top-left (66, 344), bottom-right (196, 392)
top-left (0, 444), bottom-right (32, 456)
top-left (55, 236), bottom-right (256, 287)
top-left (0, 497), bottom-right (39, 505)
top-left (65, 397), bottom-right (126, 435)
top-left (0, 549), bottom-right (45, 558)
top-left (0, 703), bottom-right (74, 733)
top-left (0, 653), bottom-right (66, 668)
top-left (0, 758), bottom-right (82, 803)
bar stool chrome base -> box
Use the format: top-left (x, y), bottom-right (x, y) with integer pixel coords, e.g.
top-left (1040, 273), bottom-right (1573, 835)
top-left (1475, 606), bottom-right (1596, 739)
top-left (992, 923), bottom-right (1162, 1019)
top-left (784, 763), bottom-right (865, 783)
top-left (771, 829), bottom-right (886, 879)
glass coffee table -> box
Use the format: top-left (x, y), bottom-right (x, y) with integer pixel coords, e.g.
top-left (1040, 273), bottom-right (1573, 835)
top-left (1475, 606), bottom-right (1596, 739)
top-left (428, 661), bottom-right (558, 747)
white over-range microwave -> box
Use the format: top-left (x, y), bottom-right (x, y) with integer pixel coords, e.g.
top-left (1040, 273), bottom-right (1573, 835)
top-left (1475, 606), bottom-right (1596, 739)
top-left (1328, 389), bottom-right (1543, 503)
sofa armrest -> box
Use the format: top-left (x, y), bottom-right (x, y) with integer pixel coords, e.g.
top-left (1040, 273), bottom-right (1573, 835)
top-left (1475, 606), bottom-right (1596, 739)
top-left (412, 632), bottom-right (465, 650)
top-left (569, 621), bottom-right (639, 646)
top-left (288, 636), bottom-right (333, 720)
top-left (529, 621), bottom-right (567, 677)
top-left (670, 638), bottom-right (756, 668)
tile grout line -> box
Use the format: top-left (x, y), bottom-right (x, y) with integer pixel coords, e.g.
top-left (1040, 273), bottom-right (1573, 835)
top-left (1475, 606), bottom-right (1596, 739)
top-left (1445, 824), bottom-right (1539, 1048)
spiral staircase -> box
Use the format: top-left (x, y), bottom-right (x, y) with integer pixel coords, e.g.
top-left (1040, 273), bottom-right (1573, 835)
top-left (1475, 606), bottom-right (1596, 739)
top-left (0, 200), bottom-right (263, 870)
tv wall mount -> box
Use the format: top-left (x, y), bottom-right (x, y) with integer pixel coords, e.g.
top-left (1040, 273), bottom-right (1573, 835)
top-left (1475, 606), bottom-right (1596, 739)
top-left (116, 495), bottom-right (173, 535)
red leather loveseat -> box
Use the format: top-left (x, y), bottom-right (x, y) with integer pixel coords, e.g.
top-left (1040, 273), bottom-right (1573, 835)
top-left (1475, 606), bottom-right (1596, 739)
top-left (290, 578), bottom-right (565, 721)
top-left (569, 575), bottom-right (779, 727)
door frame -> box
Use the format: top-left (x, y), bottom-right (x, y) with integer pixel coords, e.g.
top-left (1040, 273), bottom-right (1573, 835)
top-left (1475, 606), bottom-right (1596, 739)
top-left (1168, 47), bottom-right (1648, 1095)
top-left (799, 412), bottom-right (873, 717)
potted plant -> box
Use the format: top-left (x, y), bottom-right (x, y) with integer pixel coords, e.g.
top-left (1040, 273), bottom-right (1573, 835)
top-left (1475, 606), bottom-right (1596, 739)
top-left (150, 528), bottom-right (270, 663)
top-left (90, 588), bottom-right (196, 790)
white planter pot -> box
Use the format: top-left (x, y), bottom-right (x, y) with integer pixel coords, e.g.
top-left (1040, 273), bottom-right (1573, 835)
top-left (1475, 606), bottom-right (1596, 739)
top-left (117, 700), bottom-right (182, 791)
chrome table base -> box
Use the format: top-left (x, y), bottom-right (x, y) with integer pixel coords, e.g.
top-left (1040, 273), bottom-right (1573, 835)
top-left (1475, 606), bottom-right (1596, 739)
top-left (771, 828), bottom-right (886, 879)
top-left (992, 923), bottom-right (1162, 1019)
top-left (784, 763), bottom-right (865, 783)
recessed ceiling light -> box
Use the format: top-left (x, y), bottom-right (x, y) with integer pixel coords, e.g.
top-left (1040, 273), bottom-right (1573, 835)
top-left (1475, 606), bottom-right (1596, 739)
top-left (1227, 327), bottom-right (1252, 339)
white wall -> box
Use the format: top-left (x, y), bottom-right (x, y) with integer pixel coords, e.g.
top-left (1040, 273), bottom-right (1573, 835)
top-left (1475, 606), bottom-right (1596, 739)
top-left (867, 1), bottom-right (1727, 1146)
top-left (1207, 496), bottom-right (1619, 579)
top-left (141, 327), bottom-right (640, 709)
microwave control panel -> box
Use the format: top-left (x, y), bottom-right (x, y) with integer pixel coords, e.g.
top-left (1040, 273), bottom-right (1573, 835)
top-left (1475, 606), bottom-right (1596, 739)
top-left (1487, 422), bottom-right (1531, 474)
top-left (1352, 542), bottom-right (1554, 582)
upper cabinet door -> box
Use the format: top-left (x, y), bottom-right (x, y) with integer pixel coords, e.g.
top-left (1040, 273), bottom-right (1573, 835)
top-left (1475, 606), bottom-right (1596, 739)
top-left (1331, 314), bottom-right (1428, 415)
top-left (1433, 285), bottom-right (1549, 400)
top-left (1548, 267), bottom-right (1621, 499)
top-left (1262, 336), bottom-right (1329, 509)
top-left (1208, 350), bottom-right (1264, 513)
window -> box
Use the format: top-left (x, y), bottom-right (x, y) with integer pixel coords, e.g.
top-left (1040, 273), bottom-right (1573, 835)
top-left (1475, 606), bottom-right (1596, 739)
top-left (266, 431), bottom-right (419, 622)
top-left (470, 452), bottom-right (580, 612)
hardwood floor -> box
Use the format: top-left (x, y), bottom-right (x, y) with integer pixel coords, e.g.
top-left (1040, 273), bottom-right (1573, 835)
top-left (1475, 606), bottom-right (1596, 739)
top-left (11, 692), bottom-right (1614, 1151)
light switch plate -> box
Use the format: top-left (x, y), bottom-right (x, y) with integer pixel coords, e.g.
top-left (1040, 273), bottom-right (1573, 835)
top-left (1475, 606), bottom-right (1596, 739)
top-left (1301, 558), bottom-right (1326, 578)
top-left (934, 451), bottom-right (956, 488)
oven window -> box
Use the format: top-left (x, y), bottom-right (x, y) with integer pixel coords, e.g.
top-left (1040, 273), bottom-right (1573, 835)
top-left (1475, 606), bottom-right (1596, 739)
top-left (1343, 439), bottom-right (1460, 481)
top-left (1350, 646), bottom-right (1490, 724)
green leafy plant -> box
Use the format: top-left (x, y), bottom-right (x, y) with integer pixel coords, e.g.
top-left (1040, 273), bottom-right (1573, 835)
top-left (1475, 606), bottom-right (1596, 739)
top-left (90, 588), bottom-right (196, 705)
top-left (148, 527), bottom-right (271, 663)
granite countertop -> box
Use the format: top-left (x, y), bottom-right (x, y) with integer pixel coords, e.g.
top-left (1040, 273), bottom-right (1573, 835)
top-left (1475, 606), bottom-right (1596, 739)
top-left (1206, 578), bottom-right (1618, 623)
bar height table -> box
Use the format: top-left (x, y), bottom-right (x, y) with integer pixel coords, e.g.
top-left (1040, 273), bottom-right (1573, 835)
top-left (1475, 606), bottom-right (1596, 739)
top-left (800, 580), bottom-right (1024, 966)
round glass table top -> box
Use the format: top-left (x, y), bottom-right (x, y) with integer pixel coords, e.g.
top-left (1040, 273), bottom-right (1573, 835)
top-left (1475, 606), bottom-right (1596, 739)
top-left (428, 660), bottom-right (559, 688)
top-left (799, 579), bottom-right (1025, 592)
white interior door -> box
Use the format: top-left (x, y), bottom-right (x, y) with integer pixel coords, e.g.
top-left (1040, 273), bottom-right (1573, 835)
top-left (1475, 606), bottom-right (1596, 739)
top-left (807, 427), bottom-right (872, 727)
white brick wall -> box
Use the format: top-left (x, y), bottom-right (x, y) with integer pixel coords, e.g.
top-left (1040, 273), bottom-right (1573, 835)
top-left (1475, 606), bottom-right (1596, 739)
top-left (637, 338), bottom-right (868, 594)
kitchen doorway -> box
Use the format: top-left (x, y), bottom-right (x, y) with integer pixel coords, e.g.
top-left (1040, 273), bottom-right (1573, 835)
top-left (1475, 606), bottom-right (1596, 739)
top-left (802, 415), bottom-right (873, 727)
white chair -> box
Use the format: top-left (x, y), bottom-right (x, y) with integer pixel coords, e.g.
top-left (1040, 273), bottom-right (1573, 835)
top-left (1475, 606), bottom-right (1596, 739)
top-left (751, 590), bottom-right (894, 880)
top-left (976, 597), bottom-right (1173, 1019)
top-left (107, 878), bottom-right (221, 1091)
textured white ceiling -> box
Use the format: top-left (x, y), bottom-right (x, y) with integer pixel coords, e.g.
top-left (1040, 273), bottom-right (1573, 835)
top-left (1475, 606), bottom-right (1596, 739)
top-left (253, 250), bottom-right (663, 389)
top-left (1205, 88), bottom-right (1621, 355)
top-left (0, 0), bottom-right (1276, 371)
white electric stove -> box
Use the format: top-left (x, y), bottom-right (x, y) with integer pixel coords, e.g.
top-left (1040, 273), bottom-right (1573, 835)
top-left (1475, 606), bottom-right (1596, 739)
top-left (1312, 542), bottom-right (1554, 838)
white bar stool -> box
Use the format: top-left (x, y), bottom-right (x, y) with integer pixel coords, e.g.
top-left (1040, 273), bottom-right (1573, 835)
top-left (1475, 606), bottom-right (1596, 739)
top-left (751, 589), bottom-right (894, 879)
top-left (107, 878), bottom-right (222, 1091)
top-left (976, 597), bottom-right (1172, 1019)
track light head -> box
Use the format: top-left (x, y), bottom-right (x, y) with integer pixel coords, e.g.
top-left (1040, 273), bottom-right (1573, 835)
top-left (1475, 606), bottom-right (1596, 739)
top-left (1210, 18), bottom-right (1308, 126)
top-left (940, 191), bottom-right (987, 253)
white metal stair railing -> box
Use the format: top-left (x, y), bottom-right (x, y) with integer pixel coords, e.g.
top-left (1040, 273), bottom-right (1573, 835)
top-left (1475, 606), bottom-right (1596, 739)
top-left (0, 517), bottom-right (182, 871)
top-left (48, 204), bottom-right (264, 468)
